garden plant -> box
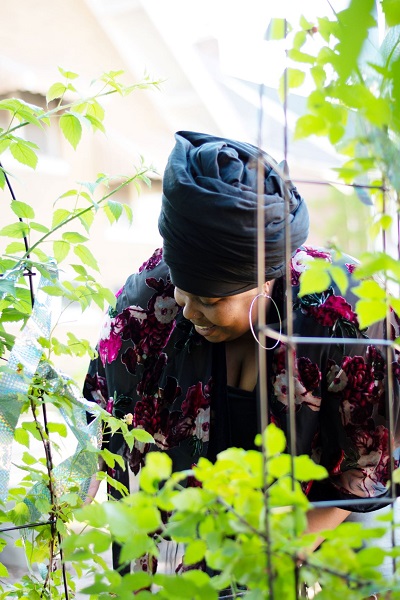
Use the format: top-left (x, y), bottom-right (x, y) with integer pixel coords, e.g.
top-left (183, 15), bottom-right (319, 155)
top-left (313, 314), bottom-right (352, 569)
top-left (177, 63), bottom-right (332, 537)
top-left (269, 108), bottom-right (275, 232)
top-left (1, 0), bottom-right (400, 598)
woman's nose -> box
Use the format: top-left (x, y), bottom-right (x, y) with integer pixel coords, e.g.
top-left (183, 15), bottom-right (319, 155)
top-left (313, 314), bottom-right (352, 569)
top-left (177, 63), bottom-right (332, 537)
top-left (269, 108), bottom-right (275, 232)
top-left (174, 288), bottom-right (203, 321)
top-left (182, 299), bottom-right (201, 321)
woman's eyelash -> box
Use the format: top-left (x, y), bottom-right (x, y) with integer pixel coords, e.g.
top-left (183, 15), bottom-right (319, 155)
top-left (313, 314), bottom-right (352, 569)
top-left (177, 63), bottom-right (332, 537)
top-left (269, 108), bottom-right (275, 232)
top-left (199, 299), bottom-right (217, 307)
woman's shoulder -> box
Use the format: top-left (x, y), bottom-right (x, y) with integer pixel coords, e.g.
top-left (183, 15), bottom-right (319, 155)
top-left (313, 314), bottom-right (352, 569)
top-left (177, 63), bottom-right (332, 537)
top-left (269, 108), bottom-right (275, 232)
top-left (290, 245), bottom-right (358, 287)
top-left (116, 248), bottom-right (171, 311)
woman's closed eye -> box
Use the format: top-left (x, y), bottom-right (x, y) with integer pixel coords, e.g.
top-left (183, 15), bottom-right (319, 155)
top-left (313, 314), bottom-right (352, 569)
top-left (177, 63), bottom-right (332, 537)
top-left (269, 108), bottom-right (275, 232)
top-left (198, 297), bottom-right (220, 307)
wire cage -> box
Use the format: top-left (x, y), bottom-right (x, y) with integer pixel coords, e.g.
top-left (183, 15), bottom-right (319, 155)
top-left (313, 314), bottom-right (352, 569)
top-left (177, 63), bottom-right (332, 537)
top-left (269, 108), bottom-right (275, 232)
top-left (1, 7), bottom-right (400, 600)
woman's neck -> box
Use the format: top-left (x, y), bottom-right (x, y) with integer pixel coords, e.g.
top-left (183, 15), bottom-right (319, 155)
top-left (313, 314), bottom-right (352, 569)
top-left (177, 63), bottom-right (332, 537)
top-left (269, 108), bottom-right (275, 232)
top-left (225, 331), bottom-right (257, 391)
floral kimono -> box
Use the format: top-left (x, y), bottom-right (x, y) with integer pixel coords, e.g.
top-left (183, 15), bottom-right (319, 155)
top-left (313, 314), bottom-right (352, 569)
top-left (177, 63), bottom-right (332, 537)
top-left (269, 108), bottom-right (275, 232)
top-left (84, 245), bottom-right (400, 568)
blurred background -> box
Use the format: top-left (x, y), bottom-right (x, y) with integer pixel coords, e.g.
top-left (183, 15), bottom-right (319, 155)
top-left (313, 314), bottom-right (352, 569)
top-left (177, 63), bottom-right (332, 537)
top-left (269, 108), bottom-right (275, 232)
top-left (1, 0), bottom-right (370, 383)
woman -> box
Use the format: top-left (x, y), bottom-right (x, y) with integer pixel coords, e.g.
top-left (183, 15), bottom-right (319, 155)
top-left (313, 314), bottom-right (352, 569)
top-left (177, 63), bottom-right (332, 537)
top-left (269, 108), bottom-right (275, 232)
top-left (84, 131), bottom-right (400, 576)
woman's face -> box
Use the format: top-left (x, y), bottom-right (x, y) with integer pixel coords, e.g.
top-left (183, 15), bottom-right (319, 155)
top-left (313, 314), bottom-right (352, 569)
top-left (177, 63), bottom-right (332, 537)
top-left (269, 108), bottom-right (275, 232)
top-left (174, 286), bottom-right (265, 343)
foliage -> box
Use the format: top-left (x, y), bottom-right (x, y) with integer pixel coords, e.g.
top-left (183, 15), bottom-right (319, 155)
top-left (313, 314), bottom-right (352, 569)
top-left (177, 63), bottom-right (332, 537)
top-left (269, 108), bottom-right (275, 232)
top-left (1, 7), bottom-right (400, 598)
top-left (60, 425), bottom-right (400, 599)
top-left (271, 0), bottom-right (400, 330)
top-left (0, 68), bottom-right (160, 598)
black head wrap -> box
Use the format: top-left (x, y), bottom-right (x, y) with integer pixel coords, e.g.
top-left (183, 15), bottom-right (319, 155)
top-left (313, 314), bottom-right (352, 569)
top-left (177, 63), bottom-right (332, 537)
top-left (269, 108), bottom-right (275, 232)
top-left (158, 131), bottom-right (309, 297)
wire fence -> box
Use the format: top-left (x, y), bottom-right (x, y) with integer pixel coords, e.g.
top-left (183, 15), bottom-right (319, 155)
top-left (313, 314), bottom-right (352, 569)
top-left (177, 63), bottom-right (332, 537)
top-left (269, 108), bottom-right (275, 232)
top-left (1, 10), bottom-right (399, 600)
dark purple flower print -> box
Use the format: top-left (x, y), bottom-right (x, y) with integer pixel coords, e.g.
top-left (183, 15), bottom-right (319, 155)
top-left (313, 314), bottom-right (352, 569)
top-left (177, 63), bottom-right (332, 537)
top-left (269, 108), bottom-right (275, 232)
top-left (366, 345), bottom-right (385, 379)
top-left (98, 312), bottom-right (126, 365)
top-left (345, 263), bottom-right (357, 274)
top-left (138, 248), bottom-right (163, 273)
top-left (137, 353), bottom-right (168, 397)
top-left (164, 411), bottom-right (196, 447)
top-left (127, 443), bottom-right (150, 475)
top-left (291, 246), bottom-right (332, 285)
top-left (297, 356), bottom-right (321, 391)
top-left (337, 426), bottom-right (391, 497)
top-left (134, 397), bottom-right (163, 435)
top-left (272, 350), bottom-right (321, 411)
top-left (332, 355), bottom-right (379, 426)
top-left (84, 373), bottom-right (109, 407)
top-left (105, 397), bottom-right (114, 414)
top-left (181, 381), bottom-right (210, 418)
top-left (308, 294), bottom-right (359, 328)
top-left (121, 346), bottom-right (138, 375)
top-left (393, 357), bottom-right (400, 385)
top-left (139, 313), bottom-right (177, 356)
top-left (158, 376), bottom-right (182, 406)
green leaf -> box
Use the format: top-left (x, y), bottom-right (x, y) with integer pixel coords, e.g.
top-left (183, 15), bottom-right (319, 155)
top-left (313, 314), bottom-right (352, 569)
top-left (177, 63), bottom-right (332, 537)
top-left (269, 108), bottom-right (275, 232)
top-left (78, 209), bottom-right (95, 233)
top-left (355, 299), bottom-right (387, 329)
top-left (47, 422), bottom-right (68, 437)
top-left (184, 540), bottom-right (207, 565)
top-left (0, 278), bottom-right (16, 296)
top-left (390, 298), bottom-right (400, 319)
top-left (86, 99), bottom-right (105, 121)
top-left (53, 240), bottom-right (70, 263)
top-left (131, 428), bottom-right (154, 443)
top-left (0, 222), bottom-right (30, 238)
top-left (31, 247), bottom-right (49, 262)
top-left (46, 82), bottom-right (67, 103)
top-left (140, 452), bottom-right (172, 493)
top-left (120, 538), bottom-right (157, 565)
top-left (293, 455), bottom-right (328, 481)
top-left (293, 30), bottom-right (307, 50)
top-left (41, 284), bottom-right (65, 297)
top-left (288, 48), bottom-right (316, 64)
top-left (0, 98), bottom-right (43, 127)
top-left (10, 200), bottom-right (35, 219)
top-left (299, 268), bottom-right (330, 296)
top-left (310, 65), bottom-right (326, 88)
top-left (59, 113), bottom-right (82, 149)
top-left (330, 265), bottom-right (348, 295)
top-left (352, 280), bottom-right (386, 301)
top-left (73, 244), bottom-right (99, 271)
top-left (62, 231), bottom-right (89, 243)
top-left (294, 114), bottom-right (326, 139)
top-left (22, 451), bottom-right (37, 465)
top-left (265, 18), bottom-right (291, 40)
top-left (334, 0), bottom-right (376, 80)
top-left (382, 0), bottom-right (400, 26)
top-left (5, 241), bottom-right (26, 254)
top-left (123, 203), bottom-right (133, 225)
top-left (58, 66), bottom-right (79, 80)
top-left (14, 427), bottom-right (30, 447)
top-left (30, 221), bottom-right (50, 233)
top-left (104, 200), bottom-right (123, 224)
top-left (52, 208), bottom-right (71, 228)
top-left (0, 137), bottom-right (11, 155)
top-left (10, 139), bottom-right (38, 169)
top-left (284, 68), bottom-right (306, 90)
top-left (9, 501), bottom-right (30, 526)
top-left (84, 113), bottom-right (106, 133)
top-left (258, 422), bottom-right (286, 456)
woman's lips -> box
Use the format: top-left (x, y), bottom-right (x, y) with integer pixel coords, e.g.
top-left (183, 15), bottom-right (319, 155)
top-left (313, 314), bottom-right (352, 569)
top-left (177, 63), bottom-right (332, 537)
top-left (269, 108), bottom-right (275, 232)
top-left (194, 324), bottom-right (216, 336)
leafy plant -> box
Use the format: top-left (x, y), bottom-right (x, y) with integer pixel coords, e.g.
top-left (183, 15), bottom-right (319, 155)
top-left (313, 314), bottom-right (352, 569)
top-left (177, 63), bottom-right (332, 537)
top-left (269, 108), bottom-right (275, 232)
top-left (1, 5), bottom-right (400, 597)
top-left (271, 0), bottom-right (400, 330)
top-left (0, 67), bottom-right (160, 598)
top-left (62, 424), bottom-right (400, 600)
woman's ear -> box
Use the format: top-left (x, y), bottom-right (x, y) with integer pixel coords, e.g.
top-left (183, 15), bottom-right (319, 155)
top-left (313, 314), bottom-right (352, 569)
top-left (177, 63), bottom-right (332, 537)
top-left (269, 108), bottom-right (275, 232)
top-left (262, 281), bottom-right (272, 296)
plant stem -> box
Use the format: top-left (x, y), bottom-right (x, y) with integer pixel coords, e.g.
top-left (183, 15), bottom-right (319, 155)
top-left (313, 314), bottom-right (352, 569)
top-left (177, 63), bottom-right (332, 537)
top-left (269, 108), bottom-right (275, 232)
top-left (22, 170), bottom-right (149, 261)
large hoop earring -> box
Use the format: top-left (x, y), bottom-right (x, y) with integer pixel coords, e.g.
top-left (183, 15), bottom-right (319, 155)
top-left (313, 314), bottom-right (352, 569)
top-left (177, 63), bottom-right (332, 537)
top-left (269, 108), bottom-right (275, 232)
top-left (249, 293), bottom-right (282, 350)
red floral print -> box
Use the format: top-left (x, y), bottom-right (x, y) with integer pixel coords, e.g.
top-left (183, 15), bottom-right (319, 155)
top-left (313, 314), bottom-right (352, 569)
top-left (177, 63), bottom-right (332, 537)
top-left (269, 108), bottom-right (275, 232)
top-left (308, 294), bottom-right (359, 328)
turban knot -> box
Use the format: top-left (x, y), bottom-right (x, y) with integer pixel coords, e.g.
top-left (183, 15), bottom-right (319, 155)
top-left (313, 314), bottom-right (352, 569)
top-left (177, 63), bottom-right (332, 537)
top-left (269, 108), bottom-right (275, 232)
top-left (158, 131), bottom-right (309, 296)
